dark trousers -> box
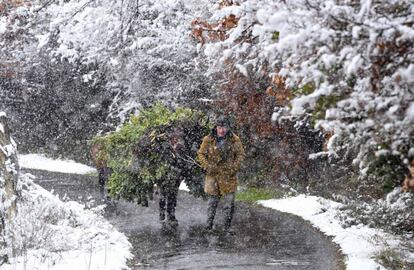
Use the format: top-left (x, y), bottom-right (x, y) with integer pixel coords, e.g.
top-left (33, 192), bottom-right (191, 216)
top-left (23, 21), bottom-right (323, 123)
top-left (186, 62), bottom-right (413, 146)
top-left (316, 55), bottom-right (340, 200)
top-left (98, 167), bottom-right (111, 198)
top-left (207, 192), bottom-right (235, 229)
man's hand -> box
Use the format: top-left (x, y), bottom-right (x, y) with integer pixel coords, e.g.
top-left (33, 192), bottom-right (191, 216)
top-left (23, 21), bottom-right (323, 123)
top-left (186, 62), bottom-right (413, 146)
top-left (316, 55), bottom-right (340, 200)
top-left (206, 165), bottom-right (220, 175)
top-left (219, 162), bottom-right (238, 176)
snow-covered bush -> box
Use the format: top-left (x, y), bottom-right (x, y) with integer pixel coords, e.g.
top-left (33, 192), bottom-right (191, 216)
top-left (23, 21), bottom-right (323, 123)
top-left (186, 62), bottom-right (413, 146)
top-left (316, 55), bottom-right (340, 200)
top-left (2, 173), bottom-right (131, 269)
top-left (0, 112), bottom-right (130, 268)
top-left (337, 188), bottom-right (414, 234)
top-left (196, 0), bottom-right (414, 196)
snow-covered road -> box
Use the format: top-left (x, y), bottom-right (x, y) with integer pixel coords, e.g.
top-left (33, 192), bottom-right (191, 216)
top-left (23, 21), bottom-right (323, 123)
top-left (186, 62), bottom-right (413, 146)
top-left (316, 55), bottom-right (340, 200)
top-left (10, 154), bottom-right (411, 269)
top-left (19, 154), bottom-right (343, 269)
top-left (31, 168), bottom-right (343, 269)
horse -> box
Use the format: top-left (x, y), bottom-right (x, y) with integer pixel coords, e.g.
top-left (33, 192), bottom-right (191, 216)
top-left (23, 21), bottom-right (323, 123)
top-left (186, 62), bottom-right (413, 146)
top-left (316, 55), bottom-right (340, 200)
top-left (132, 119), bottom-right (207, 225)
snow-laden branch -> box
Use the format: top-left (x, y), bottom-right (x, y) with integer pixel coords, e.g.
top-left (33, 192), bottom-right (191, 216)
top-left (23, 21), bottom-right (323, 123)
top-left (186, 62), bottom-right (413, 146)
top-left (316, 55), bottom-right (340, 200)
top-left (199, 0), bottom-right (414, 175)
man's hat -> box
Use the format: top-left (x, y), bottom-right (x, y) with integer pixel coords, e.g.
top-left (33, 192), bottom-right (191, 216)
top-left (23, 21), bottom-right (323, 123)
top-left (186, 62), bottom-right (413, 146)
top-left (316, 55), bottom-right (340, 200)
top-left (215, 115), bottom-right (230, 127)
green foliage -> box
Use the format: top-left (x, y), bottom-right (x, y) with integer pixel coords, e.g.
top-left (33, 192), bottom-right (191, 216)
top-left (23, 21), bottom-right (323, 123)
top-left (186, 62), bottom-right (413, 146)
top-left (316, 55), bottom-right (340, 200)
top-left (271, 31), bottom-right (280, 42)
top-left (312, 95), bottom-right (342, 121)
top-left (239, 165), bottom-right (274, 187)
top-left (100, 103), bottom-right (201, 170)
top-left (290, 83), bottom-right (342, 123)
top-left (292, 83), bottom-right (315, 96)
top-left (235, 187), bottom-right (285, 203)
top-left (366, 153), bottom-right (408, 195)
top-left (94, 103), bottom-right (209, 205)
top-left (346, 74), bottom-right (357, 88)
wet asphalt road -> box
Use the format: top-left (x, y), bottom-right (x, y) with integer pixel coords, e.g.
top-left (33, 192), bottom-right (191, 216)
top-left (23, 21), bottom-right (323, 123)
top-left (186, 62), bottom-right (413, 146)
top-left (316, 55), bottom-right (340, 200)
top-left (24, 169), bottom-right (344, 270)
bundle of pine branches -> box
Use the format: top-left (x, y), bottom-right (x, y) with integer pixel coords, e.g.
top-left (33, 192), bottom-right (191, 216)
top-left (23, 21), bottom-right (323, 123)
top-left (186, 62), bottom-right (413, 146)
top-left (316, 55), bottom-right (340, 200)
top-left (92, 104), bottom-right (210, 206)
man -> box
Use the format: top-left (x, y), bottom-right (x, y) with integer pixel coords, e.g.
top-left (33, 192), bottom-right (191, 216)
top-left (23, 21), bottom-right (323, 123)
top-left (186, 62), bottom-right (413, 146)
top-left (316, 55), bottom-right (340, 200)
top-left (90, 141), bottom-right (111, 201)
top-left (197, 116), bottom-right (245, 232)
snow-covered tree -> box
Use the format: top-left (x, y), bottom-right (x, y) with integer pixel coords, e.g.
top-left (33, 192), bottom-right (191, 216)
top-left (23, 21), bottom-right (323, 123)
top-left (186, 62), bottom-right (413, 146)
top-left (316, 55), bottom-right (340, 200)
top-left (0, 0), bottom-right (41, 78)
top-left (190, 0), bottom-right (325, 189)
top-left (195, 0), bottom-right (414, 196)
top-left (36, 0), bottom-right (216, 120)
top-left (0, 1), bottom-right (110, 159)
top-left (0, 112), bottom-right (20, 262)
top-left (1, 0), bottom-right (218, 159)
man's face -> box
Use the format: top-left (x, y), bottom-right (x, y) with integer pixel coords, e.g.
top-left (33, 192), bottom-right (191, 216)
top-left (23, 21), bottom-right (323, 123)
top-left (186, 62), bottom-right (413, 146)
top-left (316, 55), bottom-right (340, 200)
top-left (216, 126), bottom-right (228, 137)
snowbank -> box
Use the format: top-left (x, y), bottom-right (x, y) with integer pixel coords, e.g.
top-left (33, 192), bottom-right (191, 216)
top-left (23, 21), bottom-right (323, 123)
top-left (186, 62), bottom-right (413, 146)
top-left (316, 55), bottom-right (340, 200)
top-left (19, 153), bottom-right (96, 174)
top-left (1, 155), bottom-right (131, 270)
top-left (259, 195), bottom-right (411, 270)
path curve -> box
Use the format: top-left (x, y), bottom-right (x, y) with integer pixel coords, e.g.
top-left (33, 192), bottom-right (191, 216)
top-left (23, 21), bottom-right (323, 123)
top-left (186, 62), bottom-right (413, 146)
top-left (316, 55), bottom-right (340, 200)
top-left (25, 169), bottom-right (344, 270)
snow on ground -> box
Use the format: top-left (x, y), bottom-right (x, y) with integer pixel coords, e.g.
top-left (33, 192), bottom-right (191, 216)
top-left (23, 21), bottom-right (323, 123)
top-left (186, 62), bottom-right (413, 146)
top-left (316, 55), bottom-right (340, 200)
top-left (179, 179), bottom-right (401, 269)
top-left (259, 195), bottom-right (411, 270)
top-left (2, 154), bottom-right (132, 270)
top-left (19, 153), bottom-right (97, 174)
top-left (16, 154), bottom-right (411, 270)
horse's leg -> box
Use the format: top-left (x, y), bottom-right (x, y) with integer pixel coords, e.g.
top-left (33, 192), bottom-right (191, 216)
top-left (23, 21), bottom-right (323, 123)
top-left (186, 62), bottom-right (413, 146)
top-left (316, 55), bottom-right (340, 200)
top-left (166, 180), bottom-right (181, 224)
top-left (159, 186), bottom-right (167, 221)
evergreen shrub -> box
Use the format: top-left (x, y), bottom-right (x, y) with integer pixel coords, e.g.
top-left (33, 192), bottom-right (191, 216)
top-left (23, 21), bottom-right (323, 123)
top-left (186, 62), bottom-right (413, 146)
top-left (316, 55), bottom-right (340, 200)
top-left (92, 103), bottom-right (210, 206)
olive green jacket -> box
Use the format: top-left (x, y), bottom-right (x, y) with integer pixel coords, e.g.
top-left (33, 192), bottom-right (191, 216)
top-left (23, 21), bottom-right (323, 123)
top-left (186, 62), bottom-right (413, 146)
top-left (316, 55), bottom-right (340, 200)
top-left (197, 132), bottom-right (245, 196)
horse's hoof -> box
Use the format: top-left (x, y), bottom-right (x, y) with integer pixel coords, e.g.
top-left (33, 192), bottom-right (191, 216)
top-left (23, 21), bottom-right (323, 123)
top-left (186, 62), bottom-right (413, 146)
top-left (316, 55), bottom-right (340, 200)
top-left (168, 217), bottom-right (179, 227)
top-left (224, 228), bottom-right (236, 236)
top-left (205, 223), bottom-right (213, 231)
top-left (159, 213), bottom-right (166, 221)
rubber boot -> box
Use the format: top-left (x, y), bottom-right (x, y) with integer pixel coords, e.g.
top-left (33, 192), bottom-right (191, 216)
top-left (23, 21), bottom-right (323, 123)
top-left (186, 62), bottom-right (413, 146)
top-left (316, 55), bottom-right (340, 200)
top-left (206, 195), bottom-right (219, 230)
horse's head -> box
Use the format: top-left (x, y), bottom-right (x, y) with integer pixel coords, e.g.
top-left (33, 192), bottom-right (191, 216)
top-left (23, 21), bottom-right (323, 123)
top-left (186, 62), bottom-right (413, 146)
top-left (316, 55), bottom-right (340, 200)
top-left (166, 119), bottom-right (207, 156)
top-left (168, 125), bottom-right (186, 153)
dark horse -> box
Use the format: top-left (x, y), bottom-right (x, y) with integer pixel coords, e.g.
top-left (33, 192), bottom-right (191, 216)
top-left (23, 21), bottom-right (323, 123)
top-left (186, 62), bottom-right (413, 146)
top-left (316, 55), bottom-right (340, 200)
top-left (132, 119), bottom-right (207, 225)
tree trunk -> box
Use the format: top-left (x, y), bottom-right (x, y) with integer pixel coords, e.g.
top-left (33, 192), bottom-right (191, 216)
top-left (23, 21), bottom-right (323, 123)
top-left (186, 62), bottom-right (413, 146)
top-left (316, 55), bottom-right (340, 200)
top-left (0, 112), bottom-right (19, 262)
